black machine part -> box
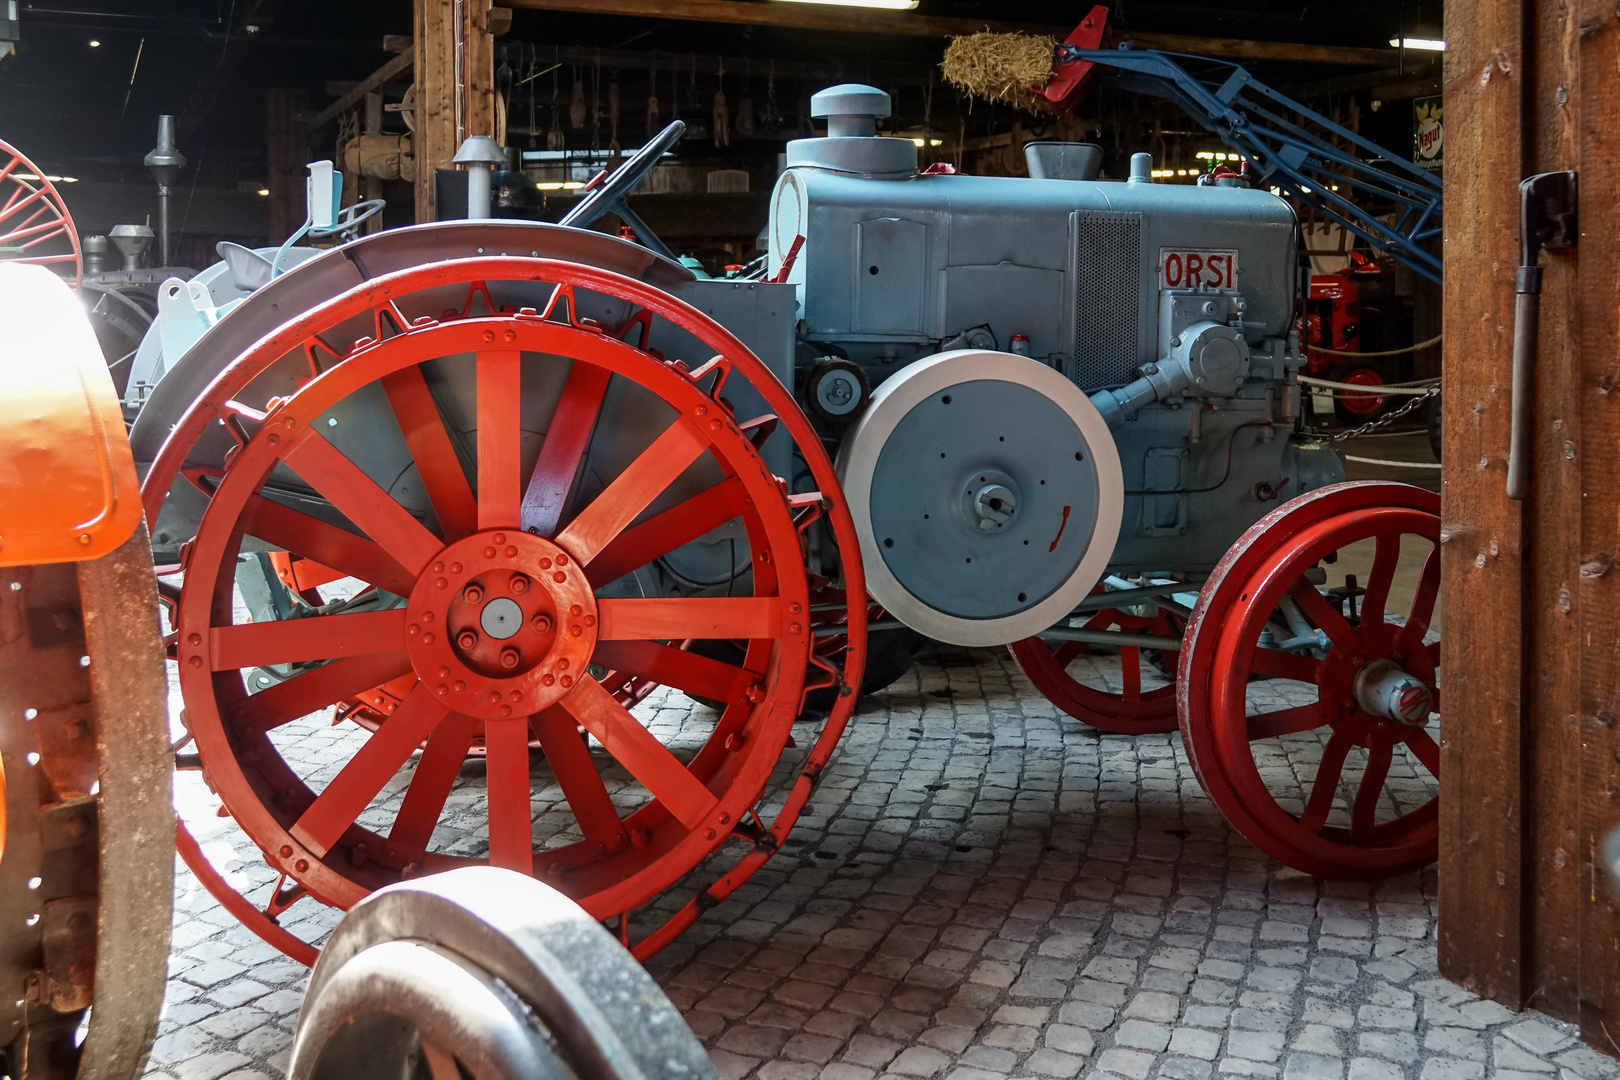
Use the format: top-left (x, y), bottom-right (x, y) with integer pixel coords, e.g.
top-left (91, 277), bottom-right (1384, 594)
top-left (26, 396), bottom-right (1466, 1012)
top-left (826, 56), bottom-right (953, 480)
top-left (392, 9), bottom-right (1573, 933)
top-left (1507, 170), bottom-right (1578, 501)
top-left (289, 868), bottom-right (718, 1080)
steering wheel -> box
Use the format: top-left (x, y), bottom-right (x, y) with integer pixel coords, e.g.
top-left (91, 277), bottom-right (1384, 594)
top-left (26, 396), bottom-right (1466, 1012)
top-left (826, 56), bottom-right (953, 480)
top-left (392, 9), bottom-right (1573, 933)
top-left (560, 121), bottom-right (685, 261)
top-left (311, 198), bottom-right (387, 242)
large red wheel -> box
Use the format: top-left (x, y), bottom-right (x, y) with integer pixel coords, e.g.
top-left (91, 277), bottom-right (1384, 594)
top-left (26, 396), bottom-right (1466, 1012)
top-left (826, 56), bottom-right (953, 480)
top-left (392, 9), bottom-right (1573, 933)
top-left (143, 256), bottom-right (867, 961)
top-left (0, 140), bottom-right (82, 288)
top-left (1178, 481), bottom-right (1439, 878)
top-left (1329, 361), bottom-right (1389, 422)
top-left (1009, 583), bottom-right (1184, 734)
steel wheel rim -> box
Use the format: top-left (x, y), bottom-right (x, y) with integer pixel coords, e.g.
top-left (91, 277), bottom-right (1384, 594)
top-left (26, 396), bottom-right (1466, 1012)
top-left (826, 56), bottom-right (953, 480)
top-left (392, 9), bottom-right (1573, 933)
top-left (1009, 600), bottom-right (1181, 734)
top-left (1209, 506), bottom-right (1439, 875)
top-left (1176, 481), bottom-right (1440, 879)
top-left (146, 255), bottom-right (868, 958)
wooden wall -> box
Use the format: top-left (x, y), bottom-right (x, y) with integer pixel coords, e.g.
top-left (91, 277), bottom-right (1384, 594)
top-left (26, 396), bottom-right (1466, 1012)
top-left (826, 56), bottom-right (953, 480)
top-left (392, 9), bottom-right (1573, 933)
top-left (1439, 0), bottom-right (1620, 1046)
top-left (413, 0), bottom-right (497, 223)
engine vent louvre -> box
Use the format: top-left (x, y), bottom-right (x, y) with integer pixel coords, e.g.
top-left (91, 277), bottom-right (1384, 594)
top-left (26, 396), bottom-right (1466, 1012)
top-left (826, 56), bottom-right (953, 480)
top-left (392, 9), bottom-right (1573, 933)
top-left (1074, 210), bottom-right (1143, 390)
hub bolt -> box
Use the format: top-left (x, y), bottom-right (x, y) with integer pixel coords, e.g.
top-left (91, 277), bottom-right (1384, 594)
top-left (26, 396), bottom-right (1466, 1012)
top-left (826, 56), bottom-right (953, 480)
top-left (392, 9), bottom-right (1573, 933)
top-left (463, 583), bottom-right (483, 604)
top-left (457, 629), bottom-right (479, 650)
top-left (531, 613), bottom-right (553, 634)
top-left (499, 647), bottom-right (522, 669)
top-left (509, 573), bottom-right (530, 595)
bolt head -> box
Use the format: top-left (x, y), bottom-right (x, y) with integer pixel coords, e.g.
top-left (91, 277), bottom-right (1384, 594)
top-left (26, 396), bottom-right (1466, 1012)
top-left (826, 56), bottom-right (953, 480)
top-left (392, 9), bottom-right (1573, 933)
top-left (463, 584), bottom-right (483, 604)
top-left (509, 573), bottom-right (529, 594)
top-left (457, 630), bottom-right (479, 650)
top-left (531, 613), bottom-right (553, 634)
top-left (499, 647), bottom-right (521, 669)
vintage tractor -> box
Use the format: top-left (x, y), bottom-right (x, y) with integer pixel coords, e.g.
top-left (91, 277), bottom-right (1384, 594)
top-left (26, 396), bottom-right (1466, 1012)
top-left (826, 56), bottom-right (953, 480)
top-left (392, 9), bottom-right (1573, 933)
top-left (123, 84), bottom-right (1439, 966)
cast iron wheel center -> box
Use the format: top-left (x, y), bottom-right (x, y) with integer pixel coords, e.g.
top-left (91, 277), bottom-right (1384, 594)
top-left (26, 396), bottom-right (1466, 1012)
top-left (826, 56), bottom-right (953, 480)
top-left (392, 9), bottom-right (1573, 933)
top-left (404, 530), bottom-right (599, 720)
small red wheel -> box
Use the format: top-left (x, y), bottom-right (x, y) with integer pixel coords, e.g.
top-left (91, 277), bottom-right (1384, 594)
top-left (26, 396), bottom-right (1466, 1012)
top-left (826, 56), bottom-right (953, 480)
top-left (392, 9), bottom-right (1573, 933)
top-left (0, 139), bottom-right (82, 288)
top-left (1330, 362), bottom-right (1389, 422)
top-left (1178, 481), bottom-right (1439, 878)
top-left (1009, 584), bottom-right (1185, 734)
top-left (145, 256), bottom-right (867, 961)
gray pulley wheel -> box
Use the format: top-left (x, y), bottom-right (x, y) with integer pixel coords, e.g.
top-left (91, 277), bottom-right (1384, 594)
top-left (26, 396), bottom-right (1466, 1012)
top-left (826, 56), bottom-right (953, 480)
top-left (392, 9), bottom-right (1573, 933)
top-left (289, 868), bottom-right (718, 1080)
top-left (837, 349), bottom-right (1124, 647)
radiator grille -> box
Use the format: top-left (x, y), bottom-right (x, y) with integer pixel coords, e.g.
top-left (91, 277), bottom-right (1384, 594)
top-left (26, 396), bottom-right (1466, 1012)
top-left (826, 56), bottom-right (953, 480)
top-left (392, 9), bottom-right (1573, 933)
top-left (1074, 211), bottom-right (1143, 390)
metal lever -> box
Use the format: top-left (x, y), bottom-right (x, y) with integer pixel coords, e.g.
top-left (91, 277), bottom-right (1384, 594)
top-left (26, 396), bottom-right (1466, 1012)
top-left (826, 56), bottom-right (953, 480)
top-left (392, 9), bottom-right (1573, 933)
top-left (1507, 171), bottom-right (1578, 501)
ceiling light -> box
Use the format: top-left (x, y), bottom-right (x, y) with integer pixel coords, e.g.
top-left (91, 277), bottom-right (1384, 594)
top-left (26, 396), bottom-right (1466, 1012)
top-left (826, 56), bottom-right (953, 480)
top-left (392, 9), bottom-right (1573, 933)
top-left (16, 172), bottom-right (77, 183)
top-left (1390, 37), bottom-right (1446, 50)
top-left (88, 39), bottom-right (100, 47)
top-left (773, 0), bottom-right (919, 9)
top-left (536, 181), bottom-right (585, 191)
top-left (257, 188), bottom-right (270, 196)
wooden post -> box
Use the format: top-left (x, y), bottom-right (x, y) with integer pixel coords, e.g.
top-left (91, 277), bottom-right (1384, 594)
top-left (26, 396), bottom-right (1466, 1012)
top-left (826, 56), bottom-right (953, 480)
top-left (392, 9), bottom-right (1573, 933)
top-left (414, 0), bottom-right (496, 223)
top-left (265, 88), bottom-right (309, 244)
top-left (1440, 0), bottom-right (1620, 1047)
top-left (363, 91), bottom-right (385, 232)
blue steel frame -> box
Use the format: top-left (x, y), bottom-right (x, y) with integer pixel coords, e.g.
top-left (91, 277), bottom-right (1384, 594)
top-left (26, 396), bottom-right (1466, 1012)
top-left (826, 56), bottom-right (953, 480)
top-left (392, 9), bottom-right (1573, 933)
top-left (1062, 47), bottom-right (1444, 285)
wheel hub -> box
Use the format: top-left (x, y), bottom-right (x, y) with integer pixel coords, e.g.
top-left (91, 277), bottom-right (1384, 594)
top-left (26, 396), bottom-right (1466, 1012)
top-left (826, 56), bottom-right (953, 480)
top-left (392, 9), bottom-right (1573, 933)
top-left (404, 530), bottom-right (599, 720)
top-left (1352, 657), bottom-right (1433, 725)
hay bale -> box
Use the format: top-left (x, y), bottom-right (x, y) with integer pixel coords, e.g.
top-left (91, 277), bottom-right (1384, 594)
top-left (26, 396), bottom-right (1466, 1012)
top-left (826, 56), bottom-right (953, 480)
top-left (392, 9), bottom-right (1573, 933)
top-left (942, 32), bottom-right (1058, 113)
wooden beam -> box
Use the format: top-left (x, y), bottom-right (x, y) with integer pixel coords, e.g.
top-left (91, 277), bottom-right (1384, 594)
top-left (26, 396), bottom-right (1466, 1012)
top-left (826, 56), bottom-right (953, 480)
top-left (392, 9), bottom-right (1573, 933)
top-left (309, 47), bottom-right (416, 129)
top-left (415, 0), bottom-right (496, 223)
top-left (1295, 63), bottom-right (1442, 100)
top-left (494, 0), bottom-right (1398, 66)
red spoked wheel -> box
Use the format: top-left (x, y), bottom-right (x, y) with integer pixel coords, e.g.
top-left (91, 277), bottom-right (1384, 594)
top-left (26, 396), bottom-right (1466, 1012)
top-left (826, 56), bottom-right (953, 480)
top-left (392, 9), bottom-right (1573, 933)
top-left (144, 256), bottom-right (867, 962)
top-left (1178, 481), bottom-right (1439, 878)
top-left (1329, 362), bottom-right (1389, 422)
top-left (1009, 582), bottom-right (1186, 734)
top-left (0, 139), bottom-right (82, 288)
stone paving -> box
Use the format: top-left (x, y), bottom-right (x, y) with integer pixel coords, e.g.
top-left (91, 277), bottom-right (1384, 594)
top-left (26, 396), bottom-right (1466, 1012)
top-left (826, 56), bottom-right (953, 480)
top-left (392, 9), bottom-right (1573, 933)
top-left (145, 646), bottom-right (1613, 1080)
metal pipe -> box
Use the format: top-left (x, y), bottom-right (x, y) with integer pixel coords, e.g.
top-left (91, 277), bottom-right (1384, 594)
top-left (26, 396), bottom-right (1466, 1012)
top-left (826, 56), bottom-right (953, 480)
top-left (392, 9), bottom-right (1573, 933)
top-left (1036, 627), bottom-right (1184, 649)
top-left (1072, 580), bottom-right (1202, 613)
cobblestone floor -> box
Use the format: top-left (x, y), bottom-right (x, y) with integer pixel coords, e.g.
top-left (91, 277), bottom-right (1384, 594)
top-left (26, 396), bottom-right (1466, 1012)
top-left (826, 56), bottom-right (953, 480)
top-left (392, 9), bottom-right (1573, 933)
top-left (146, 647), bottom-right (1612, 1080)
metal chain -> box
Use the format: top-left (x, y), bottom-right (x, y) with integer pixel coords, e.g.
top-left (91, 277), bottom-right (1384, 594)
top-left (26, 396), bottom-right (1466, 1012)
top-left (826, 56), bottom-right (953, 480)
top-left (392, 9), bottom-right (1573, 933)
top-left (1306, 383), bottom-right (1441, 443)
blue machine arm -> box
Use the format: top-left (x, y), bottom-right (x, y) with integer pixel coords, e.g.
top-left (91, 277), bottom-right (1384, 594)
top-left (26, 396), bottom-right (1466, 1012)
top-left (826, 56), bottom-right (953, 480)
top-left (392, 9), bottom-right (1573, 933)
top-left (1063, 47), bottom-right (1444, 285)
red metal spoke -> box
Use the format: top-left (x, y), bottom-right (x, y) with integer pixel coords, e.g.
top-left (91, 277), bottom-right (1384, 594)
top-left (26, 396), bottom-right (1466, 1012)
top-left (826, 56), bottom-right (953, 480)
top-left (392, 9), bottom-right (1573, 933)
top-left (1053, 641), bottom-right (1086, 667)
top-left (522, 360), bottom-right (613, 538)
top-left (381, 365), bottom-right (478, 542)
top-left (243, 494), bottom-right (416, 595)
top-left (1403, 727), bottom-right (1440, 777)
top-left (1298, 728), bottom-right (1353, 835)
top-left (386, 713), bottom-right (480, 860)
top-left (1082, 610), bottom-right (1115, 632)
top-left (291, 683), bottom-right (452, 856)
top-left (1359, 533), bottom-right (1401, 623)
top-left (555, 419), bottom-right (708, 566)
top-left (0, 185), bottom-right (48, 229)
top-left (1350, 742), bottom-right (1393, 843)
top-left (587, 476), bottom-right (749, 588)
top-left (1248, 647), bottom-right (1324, 684)
top-left (283, 428), bottom-right (443, 577)
top-left (557, 678), bottom-right (718, 830)
top-left (211, 609), bottom-right (409, 670)
top-left (1399, 546), bottom-right (1441, 646)
top-left (476, 350), bottom-right (524, 530)
top-left (1246, 701), bottom-right (1328, 741)
top-left (233, 652), bottom-right (416, 735)
top-left (1288, 579), bottom-right (1360, 652)
top-left (597, 596), bottom-right (781, 641)
top-left (6, 217), bottom-right (66, 246)
top-left (592, 640), bottom-right (753, 706)
top-left (531, 708), bottom-right (627, 851)
top-left (484, 717), bottom-right (536, 872)
top-left (1120, 646), bottom-right (1143, 702)
top-left (291, 683), bottom-right (453, 861)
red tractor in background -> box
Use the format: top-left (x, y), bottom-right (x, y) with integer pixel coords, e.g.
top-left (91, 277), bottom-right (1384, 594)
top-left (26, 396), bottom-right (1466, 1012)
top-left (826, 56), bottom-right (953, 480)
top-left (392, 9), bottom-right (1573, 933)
top-left (1302, 252), bottom-right (1416, 424)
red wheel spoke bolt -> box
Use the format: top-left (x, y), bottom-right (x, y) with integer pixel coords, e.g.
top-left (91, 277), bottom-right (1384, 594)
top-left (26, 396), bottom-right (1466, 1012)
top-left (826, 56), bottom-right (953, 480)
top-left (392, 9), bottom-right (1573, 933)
top-left (457, 629), bottom-right (479, 650)
top-left (509, 573), bottom-right (529, 595)
top-left (531, 613), bottom-right (552, 634)
top-left (499, 647), bottom-right (521, 669)
top-left (463, 583), bottom-right (483, 604)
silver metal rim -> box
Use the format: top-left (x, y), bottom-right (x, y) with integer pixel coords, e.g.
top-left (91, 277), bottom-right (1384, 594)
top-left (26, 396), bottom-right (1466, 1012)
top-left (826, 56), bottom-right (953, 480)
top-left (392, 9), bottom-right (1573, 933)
top-left (837, 348), bottom-right (1124, 647)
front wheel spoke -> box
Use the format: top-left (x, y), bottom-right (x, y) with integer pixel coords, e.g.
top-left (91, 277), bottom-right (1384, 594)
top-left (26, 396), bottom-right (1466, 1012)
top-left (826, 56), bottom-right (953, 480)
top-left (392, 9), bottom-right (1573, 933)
top-left (381, 366), bottom-right (478, 542)
top-left (484, 717), bottom-right (536, 872)
top-left (211, 609), bottom-right (408, 670)
top-left (1288, 580), bottom-right (1359, 652)
top-left (1249, 647), bottom-right (1324, 684)
top-left (1351, 742), bottom-right (1393, 842)
top-left (1053, 640), bottom-right (1086, 667)
top-left (291, 683), bottom-right (451, 856)
top-left (243, 494), bottom-right (415, 594)
top-left (522, 360), bottom-right (613, 538)
top-left (555, 418), bottom-right (708, 566)
top-left (476, 350), bottom-right (524, 530)
top-left (283, 428), bottom-right (443, 577)
top-left (233, 652), bottom-right (415, 734)
top-left (557, 678), bottom-right (717, 830)
top-left (1403, 727), bottom-right (1440, 778)
top-left (1360, 533), bottom-right (1400, 623)
top-left (586, 476), bottom-right (749, 588)
top-left (386, 713), bottom-right (480, 860)
top-left (1399, 547), bottom-right (1441, 647)
top-left (592, 640), bottom-right (753, 706)
top-left (597, 596), bottom-right (781, 641)
top-left (1299, 729), bottom-right (1352, 835)
top-left (531, 708), bottom-right (627, 851)
top-left (1246, 701), bottom-right (1327, 741)
top-left (1120, 647), bottom-right (1142, 701)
